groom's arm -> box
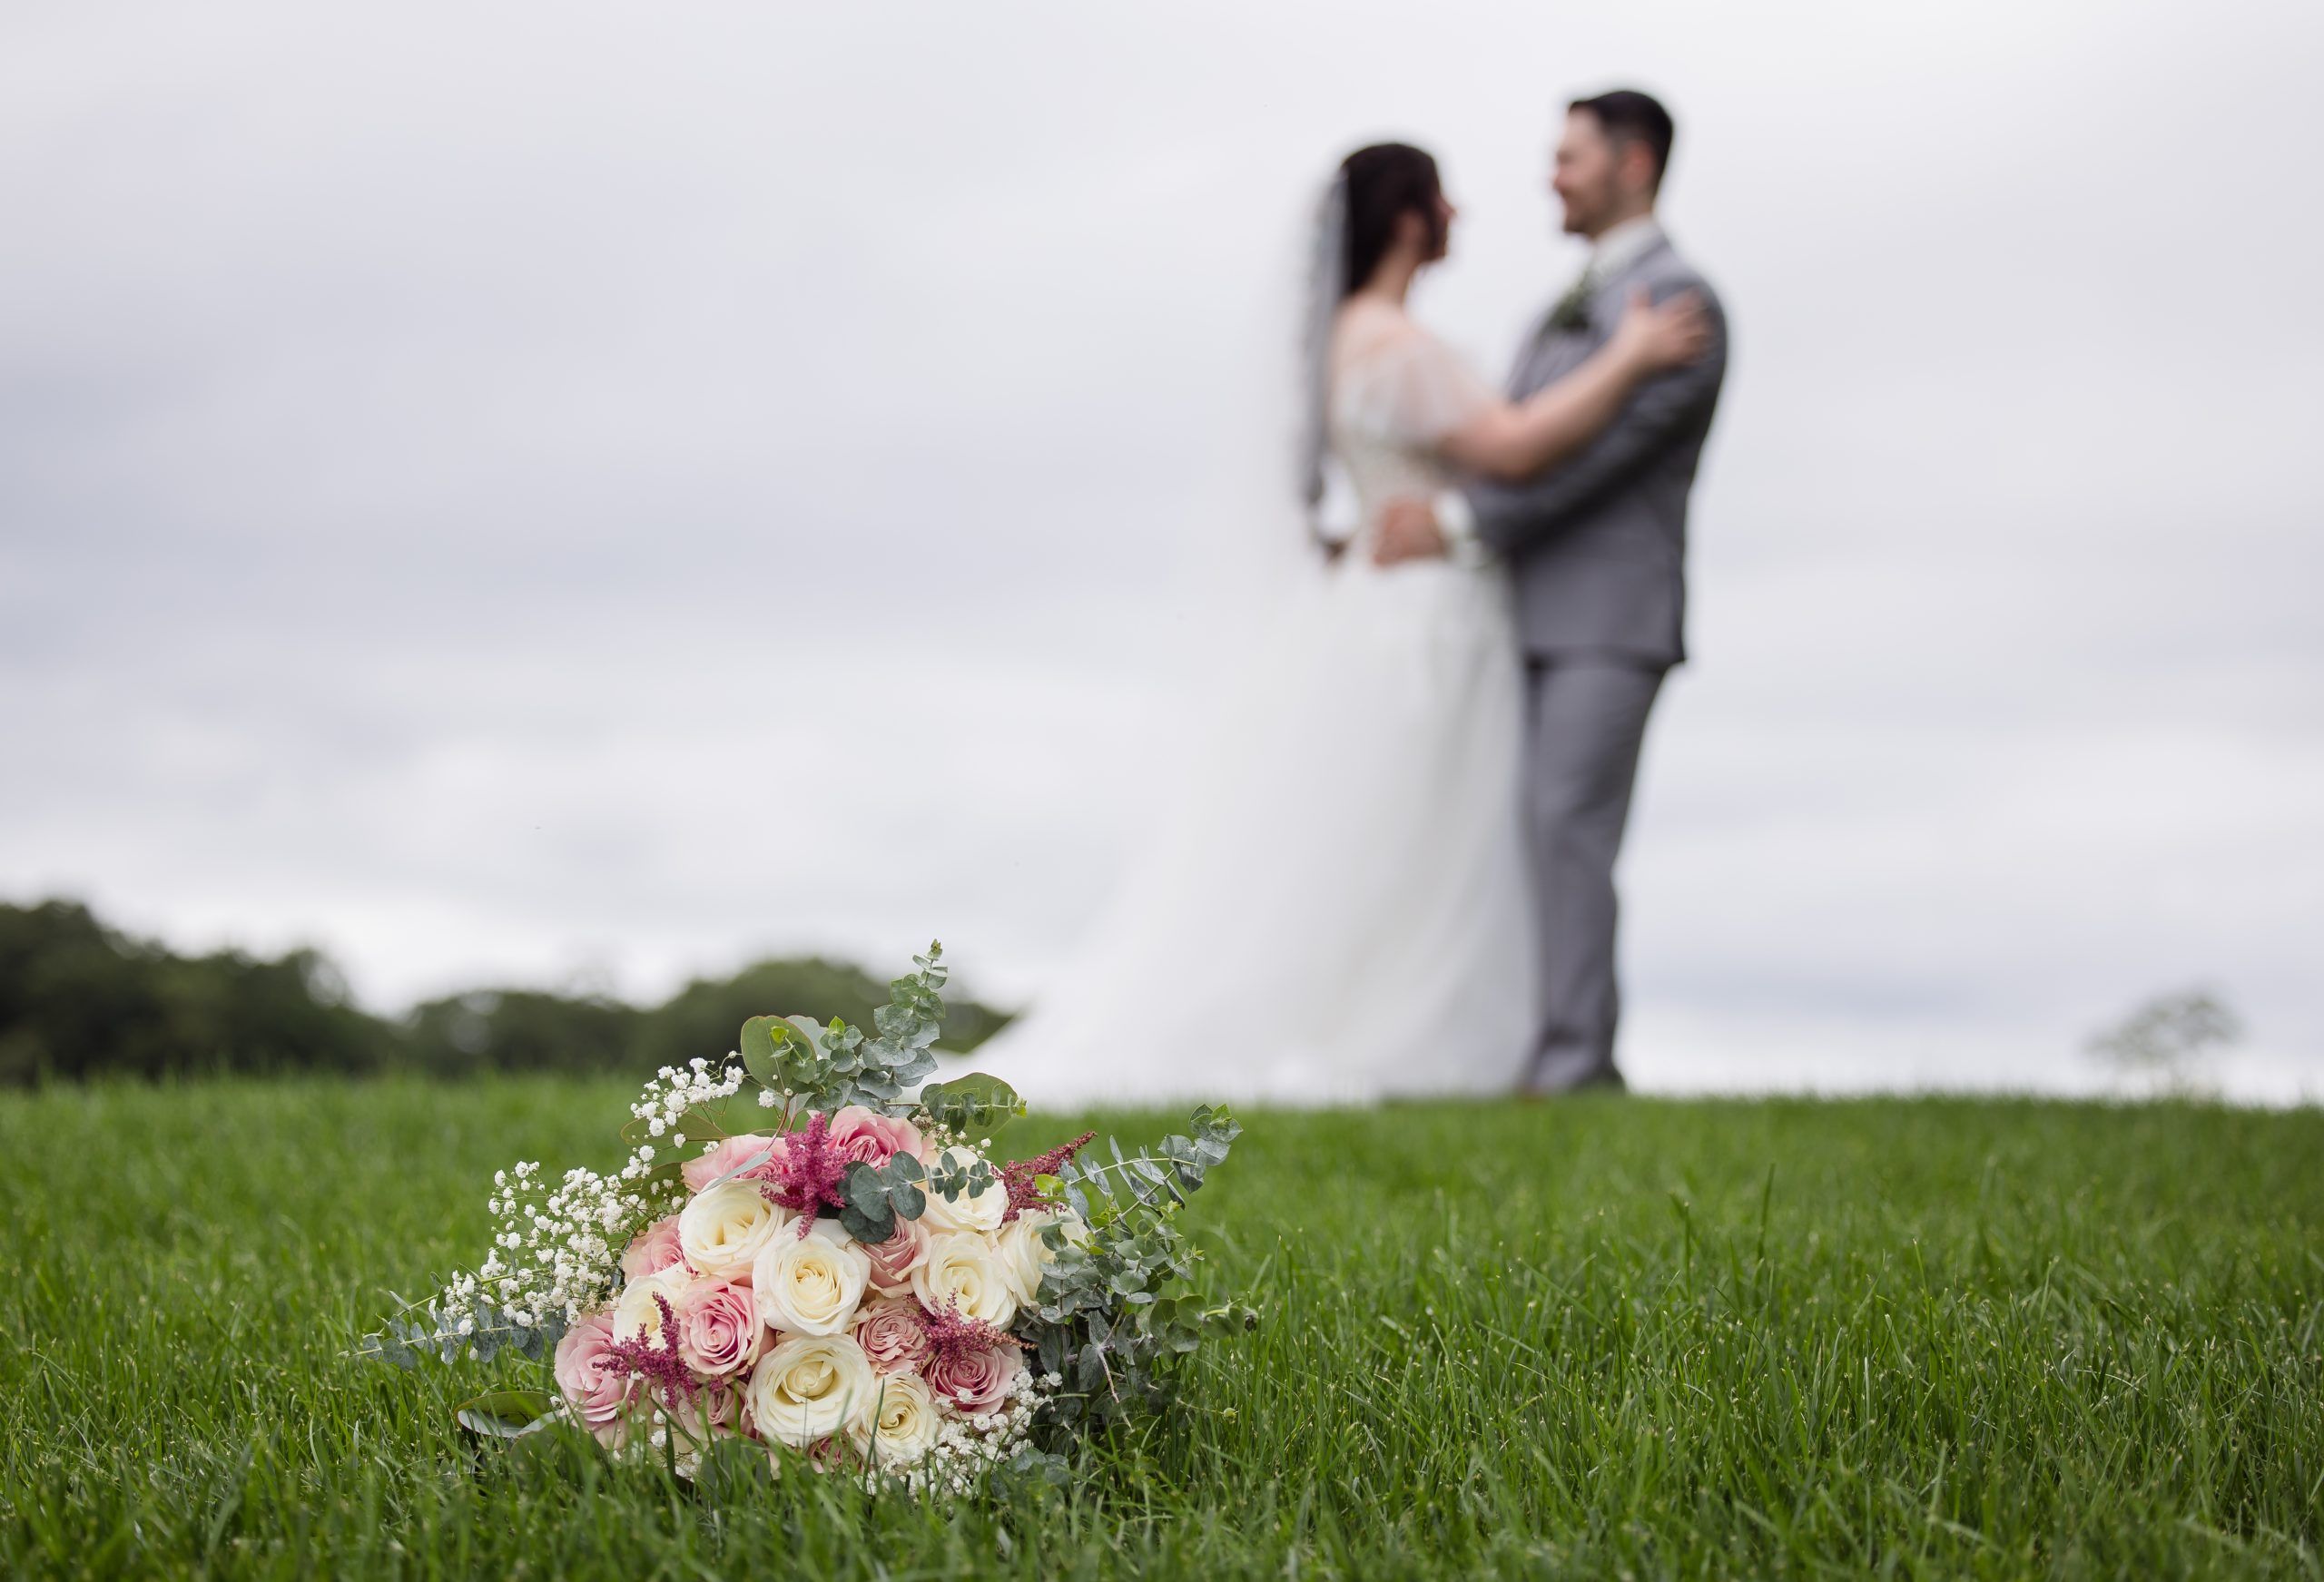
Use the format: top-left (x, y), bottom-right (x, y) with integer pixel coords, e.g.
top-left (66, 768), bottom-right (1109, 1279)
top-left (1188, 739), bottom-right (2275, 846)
top-left (1460, 286), bottom-right (1728, 555)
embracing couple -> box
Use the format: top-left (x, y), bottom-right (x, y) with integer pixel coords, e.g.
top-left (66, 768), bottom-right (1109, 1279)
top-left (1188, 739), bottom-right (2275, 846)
top-left (981, 91), bottom-right (1729, 1105)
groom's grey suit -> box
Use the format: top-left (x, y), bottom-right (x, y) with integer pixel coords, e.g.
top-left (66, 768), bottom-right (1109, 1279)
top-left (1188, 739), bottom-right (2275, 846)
top-left (1463, 228), bottom-right (1728, 1091)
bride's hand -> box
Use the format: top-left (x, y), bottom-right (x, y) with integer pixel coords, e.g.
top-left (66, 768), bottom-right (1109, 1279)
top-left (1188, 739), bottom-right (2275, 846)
top-left (1610, 285), bottom-right (1710, 374)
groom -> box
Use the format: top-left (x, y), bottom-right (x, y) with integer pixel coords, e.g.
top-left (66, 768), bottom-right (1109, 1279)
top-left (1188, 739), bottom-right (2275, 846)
top-left (1374, 89), bottom-right (1729, 1093)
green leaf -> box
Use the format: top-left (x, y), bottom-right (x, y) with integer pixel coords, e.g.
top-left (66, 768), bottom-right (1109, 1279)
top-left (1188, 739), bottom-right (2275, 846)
top-left (455, 1389), bottom-right (557, 1440)
top-left (838, 1200), bottom-right (895, 1243)
top-left (837, 1161), bottom-right (902, 1243)
top-left (770, 1017), bottom-right (834, 1093)
top-left (918, 1072), bottom-right (1025, 1135)
top-left (842, 1161), bottom-right (888, 1216)
top-left (1204, 1302), bottom-right (1261, 1334)
top-left (739, 1015), bottom-right (783, 1085)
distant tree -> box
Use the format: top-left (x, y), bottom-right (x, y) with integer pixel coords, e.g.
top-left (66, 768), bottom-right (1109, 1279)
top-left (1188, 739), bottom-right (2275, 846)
top-left (2086, 988), bottom-right (2244, 1091)
top-left (0, 899), bottom-right (391, 1081)
top-left (402, 988), bottom-right (640, 1076)
top-left (639, 956), bottom-right (1012, 1072)
top-left (0, 897), bottom-right (1012, 1084)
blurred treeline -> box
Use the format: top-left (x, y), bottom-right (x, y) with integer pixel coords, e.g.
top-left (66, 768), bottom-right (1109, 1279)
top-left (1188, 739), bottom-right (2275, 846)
top-left (0, 899), bottom-right (1011, 1085)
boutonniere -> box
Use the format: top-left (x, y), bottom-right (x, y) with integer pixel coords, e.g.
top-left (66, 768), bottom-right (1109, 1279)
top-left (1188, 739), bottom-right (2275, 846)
top-left (1547, 273), bottom-right (1596, 334)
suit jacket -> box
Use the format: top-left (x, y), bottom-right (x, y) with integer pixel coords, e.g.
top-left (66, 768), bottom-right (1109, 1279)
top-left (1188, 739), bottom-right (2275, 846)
top-left (1467, 236), bottom-right (1728, 665)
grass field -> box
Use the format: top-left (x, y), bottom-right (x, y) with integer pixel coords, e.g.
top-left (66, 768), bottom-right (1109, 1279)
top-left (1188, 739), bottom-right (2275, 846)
top-left (3, 1080), bottom-right (2320, 1579)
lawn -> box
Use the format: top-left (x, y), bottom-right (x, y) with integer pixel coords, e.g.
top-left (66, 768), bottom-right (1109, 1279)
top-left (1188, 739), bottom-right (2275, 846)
top-left (3, 1079), bottom-right (2319, 1578)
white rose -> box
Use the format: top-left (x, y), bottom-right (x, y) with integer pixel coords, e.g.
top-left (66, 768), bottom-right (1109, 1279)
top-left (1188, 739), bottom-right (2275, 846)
top-left (611, 1269), bottom-right (686, 1349)
top-left (910, 1230), bottom-right (1018, 1328)
top-left (678, 1180), bottom-right (791, 1280)
top-left (753, 1218), bottom-right (872, 1337)
top-left (746, 1332), bottom-right (879, 1448)
top-left (920, 1146), bottom-right (1007, 1233)
top-left (995, 1208), bottom-right (1086, 1308)
top-left (852, 1368), bottom-right (939, 1468)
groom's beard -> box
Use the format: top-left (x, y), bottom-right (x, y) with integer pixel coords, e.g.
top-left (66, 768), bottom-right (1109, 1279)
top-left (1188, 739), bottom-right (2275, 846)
top-left (1558, 184), bottom-right (1615, 238)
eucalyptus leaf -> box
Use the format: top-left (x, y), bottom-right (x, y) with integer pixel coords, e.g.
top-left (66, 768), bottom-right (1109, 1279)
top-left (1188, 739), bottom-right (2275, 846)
top-left (915, 1071), bottom-right (1025, 1135)
top-left (739, 1015), bottom-right (783, 1085)
top-left (839, 1200), bottom-right (895, 1244)
top-left (842, 1161), bottom-right (890, 1216)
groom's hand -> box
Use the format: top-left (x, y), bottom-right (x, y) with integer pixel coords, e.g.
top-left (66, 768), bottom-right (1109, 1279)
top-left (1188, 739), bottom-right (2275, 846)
top-left (1372, 499), bottom-right (1449, 566)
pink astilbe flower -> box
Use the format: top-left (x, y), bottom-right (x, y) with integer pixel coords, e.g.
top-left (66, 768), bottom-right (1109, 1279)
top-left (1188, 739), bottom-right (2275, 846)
top-left (742, 1109), bottom-right (852, 1237)
top-left (998, 1131), bottom-right (1095, 1223)
top-left (921, 1300), bottom-right (1031, 1369)
top-left (602, 1292), bottom-right (697, 1408)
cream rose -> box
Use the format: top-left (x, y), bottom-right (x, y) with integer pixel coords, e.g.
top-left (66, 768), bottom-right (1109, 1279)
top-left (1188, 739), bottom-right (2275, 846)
top-left (919, 1146), bottom-right (1007, 1233)
top-left (746, 1332), bottom-right (880, 1448)
top-left (853, 1368), bottom-right (939, 1467)
top-left (910, 1229), bottom-right (1018, 1328)
top-left (678, 1180), bottom-right (791, 1281)
top-left (995, 1207), bottom-right (1085, 1308)
top-left (611, 1268), bottom-right (686, 1350)
top-left (753, 1218), bottom-right (872, 1337)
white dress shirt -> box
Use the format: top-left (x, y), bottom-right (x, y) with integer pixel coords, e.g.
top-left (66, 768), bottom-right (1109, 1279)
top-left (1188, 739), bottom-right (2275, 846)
top-left (1580, 213), bottom-right (1665, 292)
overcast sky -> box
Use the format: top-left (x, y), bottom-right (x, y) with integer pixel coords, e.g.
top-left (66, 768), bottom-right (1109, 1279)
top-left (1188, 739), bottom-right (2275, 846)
top-left (5, 1), bottom-right (2320, 1098)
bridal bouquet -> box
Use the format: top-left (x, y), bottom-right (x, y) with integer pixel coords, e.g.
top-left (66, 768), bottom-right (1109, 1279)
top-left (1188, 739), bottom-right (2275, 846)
top-left (360, 946), bottom-right (1246, 1492)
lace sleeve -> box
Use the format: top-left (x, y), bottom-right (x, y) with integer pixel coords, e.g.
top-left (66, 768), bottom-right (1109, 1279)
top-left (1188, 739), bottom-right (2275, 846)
top-left (1332, 323), bottom-right (1496, 447)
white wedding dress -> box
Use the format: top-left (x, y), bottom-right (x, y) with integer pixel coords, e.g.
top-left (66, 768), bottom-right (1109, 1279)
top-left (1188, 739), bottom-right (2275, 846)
top-left (971, 299), bottom-right (1536, 1105)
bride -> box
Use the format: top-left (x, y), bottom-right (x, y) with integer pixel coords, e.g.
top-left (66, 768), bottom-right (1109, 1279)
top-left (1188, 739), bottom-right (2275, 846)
top-left (972, 142), bottom-right (1707, 1105)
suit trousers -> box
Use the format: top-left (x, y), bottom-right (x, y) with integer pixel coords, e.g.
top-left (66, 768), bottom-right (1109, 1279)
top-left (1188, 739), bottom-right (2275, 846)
top-left (1521, 655), bottom-right (1666, 1092)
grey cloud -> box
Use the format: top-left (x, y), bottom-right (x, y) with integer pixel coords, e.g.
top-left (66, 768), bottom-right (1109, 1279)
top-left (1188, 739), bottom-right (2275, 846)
top-left (4, 0), bottom-right (2319, 1096)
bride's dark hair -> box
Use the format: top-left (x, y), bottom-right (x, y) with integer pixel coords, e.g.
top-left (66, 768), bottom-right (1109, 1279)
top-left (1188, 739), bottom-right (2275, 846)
top-left (1337, 142), bottom-right (1445, 297)
top-left (1296, 141), bottom-right (1447, 542)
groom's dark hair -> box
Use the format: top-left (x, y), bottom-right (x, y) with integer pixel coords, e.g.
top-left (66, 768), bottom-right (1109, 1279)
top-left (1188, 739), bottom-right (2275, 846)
top-left (1571, 89), bottom-right (1675, 190)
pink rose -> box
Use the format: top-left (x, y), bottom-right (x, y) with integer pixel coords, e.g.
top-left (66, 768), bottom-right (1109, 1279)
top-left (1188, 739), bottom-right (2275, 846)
top-left (825, 1105), bottom-right (933, 1169)
top-left (853, 1298), bottom-right (933, 1374)
top-left (766, 1434), bottom-right (862, 1478)
top-left (674, 1377), bottom-right (743, 1436)
top-left (619, 1214), bottom-right (685, 1279)
top-left (859, 1214), bottom-right (929, 1296)
top-left (682, 1133), bottom-right (783, 1193)
top-left (553, 1313), bottom-right (635, 1442)
top-left (923, 1341), bottom-right (1024, 1415)
top-left (675, 1277), bottom-right (764, 1379)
